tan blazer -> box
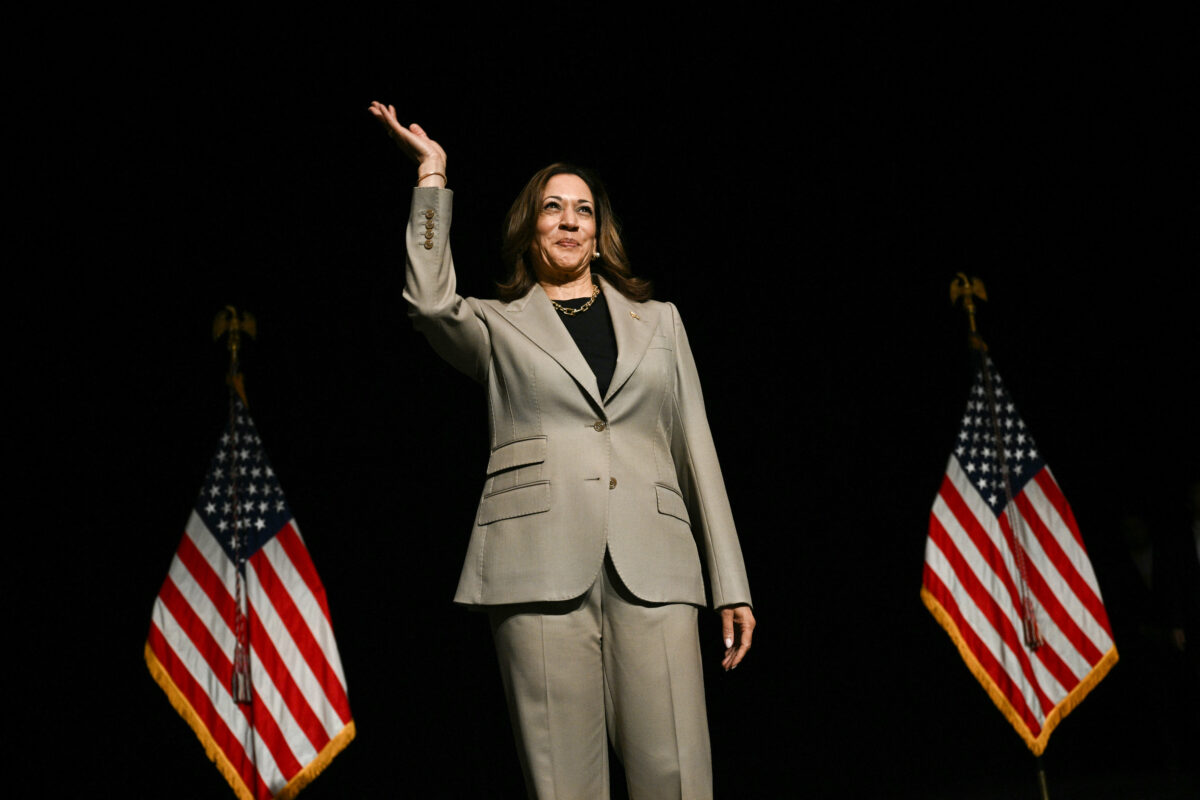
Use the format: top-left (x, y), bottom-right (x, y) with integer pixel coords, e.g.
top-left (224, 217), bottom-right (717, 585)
top-left (405, 187), bottom-right (751, 610)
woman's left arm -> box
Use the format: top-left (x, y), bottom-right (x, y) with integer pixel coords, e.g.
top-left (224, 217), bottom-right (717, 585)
top-left (667, 302), bottom-right (756, 670)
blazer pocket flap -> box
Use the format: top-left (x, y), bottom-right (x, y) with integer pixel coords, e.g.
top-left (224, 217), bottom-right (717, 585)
top-left (486, 436), bottom-right (548, 476)
top-left (478, 481), bottom-right (551, 525)
top-left (655, 484), bottom-right (691, 524)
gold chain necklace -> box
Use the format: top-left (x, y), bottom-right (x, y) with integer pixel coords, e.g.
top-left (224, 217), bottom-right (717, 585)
top-left (550, 283), bottom-right (600, 316)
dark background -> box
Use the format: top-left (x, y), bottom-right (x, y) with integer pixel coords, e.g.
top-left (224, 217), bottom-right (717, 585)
top-left (24, 6), bottom-right (1198, 798)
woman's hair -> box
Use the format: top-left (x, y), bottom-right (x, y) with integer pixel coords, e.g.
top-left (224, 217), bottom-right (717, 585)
top-left (497, 163), bottom-right (652, 303)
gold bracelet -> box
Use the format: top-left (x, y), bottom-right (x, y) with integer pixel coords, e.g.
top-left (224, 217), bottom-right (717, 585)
top-left (417, 171), bottom-right (447, 186)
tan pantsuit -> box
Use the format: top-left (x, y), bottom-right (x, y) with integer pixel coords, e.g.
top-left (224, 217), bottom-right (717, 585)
top-left (405, 187), bottom-right (751, 799)
top-left (490, 554), bottom-right (711, 799)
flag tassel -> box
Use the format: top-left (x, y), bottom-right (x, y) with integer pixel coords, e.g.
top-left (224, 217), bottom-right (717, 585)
top-left (232, 640), bottom-right (253, 704)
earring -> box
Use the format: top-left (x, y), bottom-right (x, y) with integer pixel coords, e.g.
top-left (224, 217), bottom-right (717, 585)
top-left (592, 249), bottom-right (600, 259)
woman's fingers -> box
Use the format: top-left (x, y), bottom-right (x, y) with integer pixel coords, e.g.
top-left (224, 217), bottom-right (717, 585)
top-left (720, 605), bottom-right (755, 671)
top-left (368, 102), bottom-right (447, 173)
top-left (368, 101), bottom-right (416, 145)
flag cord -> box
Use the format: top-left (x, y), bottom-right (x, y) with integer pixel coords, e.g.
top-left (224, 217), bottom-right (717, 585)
top-left (225, 357), bottom-right (260, 787)
top-left (979, 355), bottom-right (1044, 650)
top-left (229, 379), bottom-right (254, 704)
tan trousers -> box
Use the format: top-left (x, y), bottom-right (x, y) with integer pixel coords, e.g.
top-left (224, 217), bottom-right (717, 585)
top-left (489, 554), bottom-right (713, 800)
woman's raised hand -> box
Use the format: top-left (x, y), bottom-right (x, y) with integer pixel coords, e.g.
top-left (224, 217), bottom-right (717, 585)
top-left (368, 101), bottom-right (447, 187)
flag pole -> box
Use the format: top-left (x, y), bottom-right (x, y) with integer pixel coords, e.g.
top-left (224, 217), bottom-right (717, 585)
top-left (212, 306), bottom-right (259, 776)
top-left (949, 275), bottom-right (1051, 800)
top-left (1036, 757), bottom-right (1050, 800)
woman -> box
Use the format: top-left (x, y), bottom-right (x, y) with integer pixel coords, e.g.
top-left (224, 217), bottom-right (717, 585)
top-left (370, 101), bottom-right (755, 800)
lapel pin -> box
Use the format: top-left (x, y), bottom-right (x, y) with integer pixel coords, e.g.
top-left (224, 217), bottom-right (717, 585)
top-left (629, 311), bottom-right (640, 320)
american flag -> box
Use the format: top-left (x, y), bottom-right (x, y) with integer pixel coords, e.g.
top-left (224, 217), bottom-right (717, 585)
top-left (922, 355), bottom-right (1117, 755)
top-left (146, 401), bottom-right (354, 799)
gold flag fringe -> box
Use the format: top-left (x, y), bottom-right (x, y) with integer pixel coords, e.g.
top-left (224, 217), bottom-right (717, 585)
top-left (921, 587), bottom-right (1118, 756)
top-left (277, 721), bottom-right (356, 800)
top-left (146, 641), bottom-right (356, 799)
top-left (146, 642), bottom-right (255, 800)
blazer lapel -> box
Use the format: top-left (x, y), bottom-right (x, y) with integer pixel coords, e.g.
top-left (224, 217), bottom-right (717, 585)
top-left (599, 276), bottom-right (658, 404)
top-left (501, 283), bottom-right (604, 408)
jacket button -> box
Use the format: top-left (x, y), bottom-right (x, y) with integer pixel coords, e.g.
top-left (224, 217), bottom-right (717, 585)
top-left (593, 421), bottom-right (606, 432)
top-left (423, 240), bottom-right (434, 250)
top-left (609, 477), bottom-right (617, 490)
top-left (424, 230), bottom-right (435, 239)
top-left (424, 209), bottom-right (435, 219)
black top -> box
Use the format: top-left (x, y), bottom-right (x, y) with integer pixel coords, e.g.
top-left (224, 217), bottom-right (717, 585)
top-left (554, 289), bottom-right (618, 397)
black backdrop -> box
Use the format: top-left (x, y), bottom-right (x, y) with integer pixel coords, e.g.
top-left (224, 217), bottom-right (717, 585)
top-left (26, 6), bottom-right (1198, 798)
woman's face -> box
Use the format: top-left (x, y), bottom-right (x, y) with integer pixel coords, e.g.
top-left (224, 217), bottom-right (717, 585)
top-left (532, 173), bottom-right (597, 280)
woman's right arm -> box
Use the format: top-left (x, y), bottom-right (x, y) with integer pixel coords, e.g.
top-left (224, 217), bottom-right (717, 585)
top-left (370, 102), bottom-right (490, 383)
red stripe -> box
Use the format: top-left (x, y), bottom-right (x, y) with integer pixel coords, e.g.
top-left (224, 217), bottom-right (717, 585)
top-left (250, 551), bottom-right (353, 724)
top-left (1031, 471), bottom-right (1113, 634)
top-left (275, 522), bottom-right (333, 625)
top-left (1029, 631), bottom-right (1085, 699)
top-left (158, 577), bottom-right (234, 688)
top-left (249, 603), bottom-right (333, 755)
top-left (176, 531), bottom-right (237, 631)
top-left (927, 513), bottom-right (1054, 715)
top-left (244, 659), bottom-right (305, 782)
top-left (922, 564), bottom-right (1043, 736)
top-left (1014, 491), bottom-right (1111, 641)
top-left (996, 513), bottom-right (1104, 667)
top-left (148, 622), bottom-right (268, 800)
top-left (938, 474), bottom-right (1023, 618)
top-left (1033, 470), bottom-right (1085, 549)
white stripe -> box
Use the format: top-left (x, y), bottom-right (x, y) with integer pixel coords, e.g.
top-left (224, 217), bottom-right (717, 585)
top-left (249, 645), bottom-right (319, 776)
top-left (1010, 499), bottom-right (1114, 662)
top-left (261, 532), bottom-right (349, 690)
top-left (151, 597), bottom-right (285, 791)
top-left (168, 554), bottom-right (236, 658)
top-left (1032, 469), bottom-right (1104, 596)
top-left (246, 560), bottom-right (344, 740)
top-left (931, 490), bottom-right (1069, 703)
top-left (1019, 477), bottom-right (1113, 658)
top-left (185, 511), bottom-right (237, 596)
top-left (1020, 593), bottom-right (1090, 690)
top-left (924, 535), bottom-right (1047, 727)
